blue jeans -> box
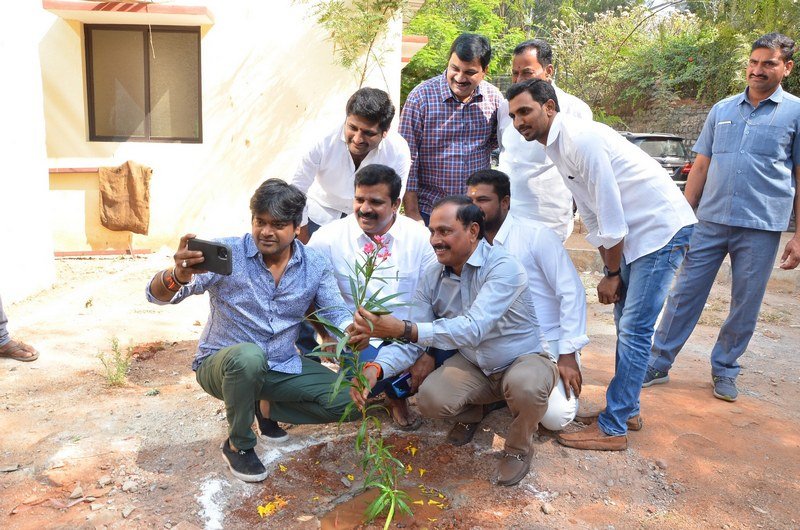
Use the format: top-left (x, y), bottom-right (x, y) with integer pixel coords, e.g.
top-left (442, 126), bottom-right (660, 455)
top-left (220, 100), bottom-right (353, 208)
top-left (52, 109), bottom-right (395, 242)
top-left (649, 220), bottom-right (782, 379)
top-left (597, 225), bottom-right (693, 436)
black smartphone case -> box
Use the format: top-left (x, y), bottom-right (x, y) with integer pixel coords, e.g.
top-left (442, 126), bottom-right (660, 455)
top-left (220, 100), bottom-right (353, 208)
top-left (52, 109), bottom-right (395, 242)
top-left (187, 238), bottom-right (233, 276)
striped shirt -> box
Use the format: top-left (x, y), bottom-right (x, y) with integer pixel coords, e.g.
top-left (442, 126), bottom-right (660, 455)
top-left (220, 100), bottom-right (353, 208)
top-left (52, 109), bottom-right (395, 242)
top-left (399, 73), bottom-right (502, 215)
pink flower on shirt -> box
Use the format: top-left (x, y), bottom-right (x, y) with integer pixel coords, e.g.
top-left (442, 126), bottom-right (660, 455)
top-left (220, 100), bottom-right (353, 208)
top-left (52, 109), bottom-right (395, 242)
top-left (362, 242), bottom-right (376, 254)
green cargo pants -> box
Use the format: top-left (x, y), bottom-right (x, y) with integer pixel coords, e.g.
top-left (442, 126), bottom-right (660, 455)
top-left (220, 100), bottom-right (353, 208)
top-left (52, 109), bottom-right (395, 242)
top-left (195, 342), bottom-right (355, 451)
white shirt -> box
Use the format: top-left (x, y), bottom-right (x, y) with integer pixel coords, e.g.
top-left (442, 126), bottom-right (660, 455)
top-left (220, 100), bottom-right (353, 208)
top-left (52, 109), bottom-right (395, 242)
top-left (306, 213), bottom-right (436, 323)
top-left (493, 213), bottom-right (588, 355)
top-left (290, 124), bottom-right (411, 226)
top-left (544, 113), bottom-right (697, 263)
top-left (498, 83), bottom-right (592, 242)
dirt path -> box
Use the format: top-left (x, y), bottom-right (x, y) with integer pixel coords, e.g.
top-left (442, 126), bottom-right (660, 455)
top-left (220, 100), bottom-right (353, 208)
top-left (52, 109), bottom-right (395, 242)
top-left (1, 255), bottom-right (798, 529)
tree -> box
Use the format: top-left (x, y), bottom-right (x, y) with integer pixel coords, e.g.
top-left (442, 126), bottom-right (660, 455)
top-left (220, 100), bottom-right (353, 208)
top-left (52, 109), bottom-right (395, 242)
top-left (401, 0), bottom-right (525, 100)
top-left (302, 0), bottom-right (406, 88)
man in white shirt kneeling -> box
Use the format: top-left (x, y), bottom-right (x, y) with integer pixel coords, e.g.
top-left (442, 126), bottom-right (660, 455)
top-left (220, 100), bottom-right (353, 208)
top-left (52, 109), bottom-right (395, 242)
top-left (467, 169), bottom-right (587, 431)
top-left (307, 164), bottom-right (437, 429)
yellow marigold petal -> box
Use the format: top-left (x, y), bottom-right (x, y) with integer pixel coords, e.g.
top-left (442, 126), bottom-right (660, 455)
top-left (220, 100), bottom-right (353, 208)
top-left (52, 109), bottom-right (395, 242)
top-left (413, 500), bottom-right (424, 505)
top-left (279, 464), bottom-right (287, 472)
top-left (347, 474), bottom-right (355, 481)
top-left (419, 468), bottom-right (426, 477)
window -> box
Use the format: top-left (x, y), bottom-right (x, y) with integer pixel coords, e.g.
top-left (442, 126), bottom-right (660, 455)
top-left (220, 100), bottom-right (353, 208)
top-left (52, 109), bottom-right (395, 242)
top-left (637, 139), bottom-right (687, 159)
top-left (85, 25), bottom-right (202, 143)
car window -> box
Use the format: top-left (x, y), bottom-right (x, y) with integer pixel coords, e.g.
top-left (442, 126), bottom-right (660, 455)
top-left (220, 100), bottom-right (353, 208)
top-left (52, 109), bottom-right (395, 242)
top-left (637, 139), bottom-right (686, 158)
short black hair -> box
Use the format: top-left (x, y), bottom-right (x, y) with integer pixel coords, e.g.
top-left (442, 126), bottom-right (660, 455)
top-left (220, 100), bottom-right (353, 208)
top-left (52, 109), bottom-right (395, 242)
top-left (449, 33), bottom-right (492, 70)
top-left (353, 164), bottom-right (402, 203)
top-left (506, 78), bottom-right (560, 112)
top-left (346, 88), bottom-right (395, 132)
top-left (432, 195), bottom-right (485, 239)
top-left (466, 169), bottom-right (511, 200)
top-left (249, 178), bottom-right (306, 227)
top-left (513, 39), bottom-right (553, 67)
top-left (752, 32), bottom-right (796, 63)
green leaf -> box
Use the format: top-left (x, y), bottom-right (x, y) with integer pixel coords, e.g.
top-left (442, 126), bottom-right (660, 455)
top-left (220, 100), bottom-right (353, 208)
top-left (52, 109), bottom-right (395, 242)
top-left (395, 495), bottom-right (413, 517)
top-left (328, 369), bottom-right (347, 404)
top-left (308, 309), bottom-right (347, 339)
top-left (335, 333), bottom-right (349, 358)
top-left (364, 490), bottom-right (391, 522)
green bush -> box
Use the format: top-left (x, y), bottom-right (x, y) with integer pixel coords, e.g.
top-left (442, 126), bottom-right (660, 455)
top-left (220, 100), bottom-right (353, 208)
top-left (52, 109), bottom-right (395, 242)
top-left (98, 337), bottom-right (132, 387)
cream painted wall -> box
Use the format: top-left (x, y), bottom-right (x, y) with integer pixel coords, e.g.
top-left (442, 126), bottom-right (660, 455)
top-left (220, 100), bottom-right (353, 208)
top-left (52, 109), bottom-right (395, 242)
top-left (0, 5), bottom-right (55, 304)
top-left (41, 1), bottom-right (405, 254)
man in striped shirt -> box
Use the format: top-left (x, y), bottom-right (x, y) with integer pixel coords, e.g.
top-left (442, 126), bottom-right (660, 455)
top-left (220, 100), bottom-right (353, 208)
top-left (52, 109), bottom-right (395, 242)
top-left (400, 33), bottom-right (503, 224)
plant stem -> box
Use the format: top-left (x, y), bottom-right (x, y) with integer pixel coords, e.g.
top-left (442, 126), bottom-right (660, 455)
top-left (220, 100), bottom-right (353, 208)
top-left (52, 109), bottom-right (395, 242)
top-left (383, 498), bottom-right (396, 530)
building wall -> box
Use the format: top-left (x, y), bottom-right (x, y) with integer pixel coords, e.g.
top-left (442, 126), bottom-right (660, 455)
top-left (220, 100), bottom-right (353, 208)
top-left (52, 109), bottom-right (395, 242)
top-left (0, 4), bottom-right (55, 303)
top-left (41, 1), bottom-right (404, 253)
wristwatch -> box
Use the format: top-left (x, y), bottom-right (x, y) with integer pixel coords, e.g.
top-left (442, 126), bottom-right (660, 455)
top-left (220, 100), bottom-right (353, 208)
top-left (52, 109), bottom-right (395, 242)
top-left (603, 266), bottom-right (621, 277)
top-left (401, 320), bottom-right (414, 342)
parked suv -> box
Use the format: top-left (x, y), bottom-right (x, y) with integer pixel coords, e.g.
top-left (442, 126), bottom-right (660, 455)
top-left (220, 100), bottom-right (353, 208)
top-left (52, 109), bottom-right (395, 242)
top-left (620, 132), bottom-right (693, 190)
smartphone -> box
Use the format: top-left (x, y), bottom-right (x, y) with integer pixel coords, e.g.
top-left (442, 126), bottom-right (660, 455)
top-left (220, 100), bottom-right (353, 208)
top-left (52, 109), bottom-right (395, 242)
top-left (187, 238), bottom-right (233, 276)
top-left (390, 372), bottom-right (413, 399)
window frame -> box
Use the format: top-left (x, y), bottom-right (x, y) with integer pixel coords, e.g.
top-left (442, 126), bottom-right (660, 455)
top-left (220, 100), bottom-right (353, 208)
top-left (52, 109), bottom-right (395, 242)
top-left (84, 23), bottom-right (203, 143)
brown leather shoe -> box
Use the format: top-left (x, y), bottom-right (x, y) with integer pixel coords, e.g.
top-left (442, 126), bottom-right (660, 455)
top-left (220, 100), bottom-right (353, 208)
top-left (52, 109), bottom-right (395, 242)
top-left (497, 451), bottom-right (533, 486)
top-left (557, 423), bottom-right (627, 451)
top-left (446, 422), bottom-right (480, 446)
top-left (574, 411), bottom-right (643, 432)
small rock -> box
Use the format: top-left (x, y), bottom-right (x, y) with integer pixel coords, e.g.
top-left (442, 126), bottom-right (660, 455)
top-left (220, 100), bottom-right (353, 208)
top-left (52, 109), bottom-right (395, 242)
top-left (541, 502), bottom-right (555, 515)
top-left (70, 486), bottom-right (84, 499)
top-left (297, 515), bottom-right (314, 522)
top-left (122, 480), bottom-right (138, 493)
top-left (122, 506), bottom-right (135, 518)
top-left (98, 475), bottom-right (112, 487)
top-left (752, 506), bottom-right (768, 515)
top-left (606, 479), bottom-right (614, 487)
top-left (340, 477), bottom-right (352, 488)
top-left (90, 503), bottom-right (103, 511)
top-left (655, 459), bottom-right (668, 470)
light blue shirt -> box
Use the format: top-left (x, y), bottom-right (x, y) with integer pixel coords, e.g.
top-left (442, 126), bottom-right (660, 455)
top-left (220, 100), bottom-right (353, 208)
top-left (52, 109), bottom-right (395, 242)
top-left (693, 86), bottom-right (800, 231)
top-left (376, 239), bottom-right (548, 378)
top-left (146, 235), bottom-right (350, 373)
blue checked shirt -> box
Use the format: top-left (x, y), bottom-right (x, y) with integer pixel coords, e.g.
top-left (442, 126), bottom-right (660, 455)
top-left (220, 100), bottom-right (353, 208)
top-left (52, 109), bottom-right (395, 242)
top-left (694, 86), bottom-right (800, 231)
top-left (400, 73), bottom-right (502, 215)
top-left (146, 235), bottom-right (351, 373)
